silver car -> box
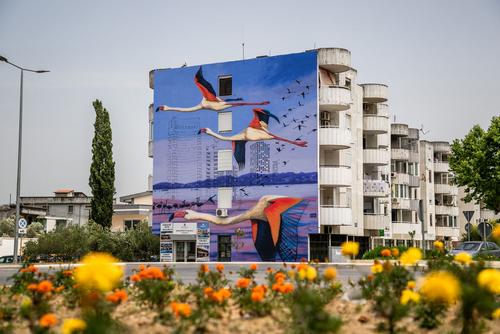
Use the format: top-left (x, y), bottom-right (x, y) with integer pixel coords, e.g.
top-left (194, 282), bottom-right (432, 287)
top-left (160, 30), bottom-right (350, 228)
top-left (449, 241), bottom-right (500, 258)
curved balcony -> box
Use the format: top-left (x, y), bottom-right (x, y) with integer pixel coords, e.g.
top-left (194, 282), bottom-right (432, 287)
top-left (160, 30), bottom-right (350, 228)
top-left (320, 206), bottom-right (352, 226)
top-left (435, 226), bottom-right (460, 239)
top-left (320, 165), bottom-right (352, 187)
top-left (376, 103), bottom-right (389, 117)
top-left (364, 214), bottom-right (390, 230)
top-left (434, 183), bottom-right (458, 195)
top-left (433, 141), bottom-right (451, 153)
top-left (391, 123), bottom-right (409, 137)
top-left (434, 162), bottom-right (449, 173)
top-left (392, 172), bottom-right (410, 185)
top-left (435, 205), bottom-right (459, 216)
top-left (363, 149), bottom-right (390, 166)
top-left (361, 83), bottom-right (388, 103)
top-left (392, 198), bottom-right (411, 210)
top-left (408, 128), bottom-right (419, 140)
top-left (319, 86), bottom-right (352, 112)
top-left (363, 115), bottom-right (389, 134)
top-left (391, 148), bottom-right (409, 161)
top-left (318, 48), bottom-right (351, 73)
top-left (363, 179), bottom-right (390, 197)
top-left (319, 127), bottom-right (351, 149)
top-left (378, 135), bottom-right (390, 148)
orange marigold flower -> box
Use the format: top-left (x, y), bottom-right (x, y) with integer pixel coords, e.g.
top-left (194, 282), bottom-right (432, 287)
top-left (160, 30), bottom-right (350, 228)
top-left (252, 285), bottom-right (267, 295)
top-left (139, 264), bottom-right (145, 271)
top-left (210, 288), bottom-right (231, 303)
top-left (391, 248), bottom-right (400, 257)
top-left (20, 265), bottom-right (38, 273)
top-left (249, 263), bottom-right (258, 271)
top-left (62, 270), bottom-right (73, 277)
top-left (37, 280), bottom-right (53, 294)
top-left (216, 263), bottom-right (224, 272)
top-left (200, 264), bottom-right (209, 273)
top-left (380, 249), bottom-right (391, 257)
top-left (106, 293), bottom-right (119, 303)
top-left (251, 291), bottom-right (264, 302)
top-left (170, 302), bottom-right (191, 318)
top-left (138, 267), bottom-right (164, 280)
top-left (272, 283), bottom-right (281, 292)
top-left (236, 278), bottom-right (251, 289)
top-left (290, 264), bottom-right (296, 269)
top-left (204, 287), bottom-right (214, 296)
top-left (55, 286), bottom-right (65, 293)
top-left (39, 313), bottom-right (58, 327)
top-left (27, 283), bottom-right (38, 291)
top-left (278, 282), bottom-right (294, 294)
top-left (367, 274), bottom-right (375, 282)
top-left (106, 289), bottom-right (127, 304)
top-left (130, 274), bottom-right (141, 282)
top-left (274, 272), bottom-right (286, 283)
top-left (297, 263), bottom-right (308, 272)
top-left (220, 288), bottom-right (231, 299)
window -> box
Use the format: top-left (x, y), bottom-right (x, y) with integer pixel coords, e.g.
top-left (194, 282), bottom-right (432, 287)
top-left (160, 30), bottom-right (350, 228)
top-left (218, 76), bottom-right (232, 96)
top-left (68, 205), bottom-right (73, 214)
top-left (429, 215), bottom-right (433, 226)
top-left (217, 187), bottom-right (232, 209)
top-left (218, 112), bottom-right (232, 132)
top-left (217, 150), bottom-right (233, 171)
top-left (345, 78), bottom-right (351, 88)
top-left (124, 220), bottom-right (141, 230)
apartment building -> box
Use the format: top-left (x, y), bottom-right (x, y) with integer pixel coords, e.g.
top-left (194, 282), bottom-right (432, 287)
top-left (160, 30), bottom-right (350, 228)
top-left (148, 47), bottom-right (480, 262)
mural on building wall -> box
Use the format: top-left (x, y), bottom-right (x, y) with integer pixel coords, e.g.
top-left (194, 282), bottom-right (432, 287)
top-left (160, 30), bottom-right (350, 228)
top-left (153, 51), bottom-right (318, 262)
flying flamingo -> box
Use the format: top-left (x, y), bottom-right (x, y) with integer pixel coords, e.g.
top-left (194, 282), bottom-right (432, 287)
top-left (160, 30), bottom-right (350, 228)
top-left (156, 67), bottom-right (270, 112)
top-left (169, 195), bottom-right (308, 261)
top-left (198, 108), bottom-right (308, 169)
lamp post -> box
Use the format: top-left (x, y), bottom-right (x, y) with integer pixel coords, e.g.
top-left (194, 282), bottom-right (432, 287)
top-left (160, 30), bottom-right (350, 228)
top-left (0, 55), bottom-right (49, 264)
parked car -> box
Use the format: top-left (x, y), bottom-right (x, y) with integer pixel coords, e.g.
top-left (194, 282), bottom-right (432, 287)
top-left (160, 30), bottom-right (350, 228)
top-left (0, 255), bottom-right (23, 264)
top-left (449, 241), bottom-right (500, 258)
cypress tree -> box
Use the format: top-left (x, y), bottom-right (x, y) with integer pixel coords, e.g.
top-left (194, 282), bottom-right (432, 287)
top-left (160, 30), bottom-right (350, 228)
top-left (89, 100), bottom-right (115, 228)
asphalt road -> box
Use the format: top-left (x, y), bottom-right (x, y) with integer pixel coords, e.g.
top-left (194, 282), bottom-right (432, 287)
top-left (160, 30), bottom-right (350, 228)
top-left (0, 262), bottom-right (372, 286)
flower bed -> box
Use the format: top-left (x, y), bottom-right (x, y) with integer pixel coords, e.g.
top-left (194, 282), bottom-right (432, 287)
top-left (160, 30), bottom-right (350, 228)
top-left (1, 241), bottom-right (499, 334)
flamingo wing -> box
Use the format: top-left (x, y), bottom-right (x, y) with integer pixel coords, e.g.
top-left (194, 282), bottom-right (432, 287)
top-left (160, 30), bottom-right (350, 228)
top-left (194, 67), bottom-right (218, 102)
top-left (251, 219), bottom-right (277, 261)
top-left (263, 198), bottom-right (305, 262)
top-left (232, 140), bottom-right (247, 170)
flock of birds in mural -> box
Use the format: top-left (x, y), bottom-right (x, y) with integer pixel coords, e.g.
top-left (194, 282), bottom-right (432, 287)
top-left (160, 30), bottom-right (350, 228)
top-left (154, 66), bottom-right (316, 261)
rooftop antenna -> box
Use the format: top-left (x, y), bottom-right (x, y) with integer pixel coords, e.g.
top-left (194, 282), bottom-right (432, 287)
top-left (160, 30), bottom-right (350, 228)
top-left (393, 115), bottom-right (396, 123)
top-left (242, 25), bottom-right (245, 60)
top-left (314, 42), bottom-right (317, 49)
top-left (419, 124), bottom-right (430, 136)
top-left (242, 42), bottom-right (245, 60)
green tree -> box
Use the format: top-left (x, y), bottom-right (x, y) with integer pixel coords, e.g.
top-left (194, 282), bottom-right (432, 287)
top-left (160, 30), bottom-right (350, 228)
top-left (450, 116), bottom-right (500, 213)
top-left (89, 100), bottom-right (115, 228)
top-left (0, 217), bottom-right (15, 237)
top-left (26, 221), bottom-right (44, 238)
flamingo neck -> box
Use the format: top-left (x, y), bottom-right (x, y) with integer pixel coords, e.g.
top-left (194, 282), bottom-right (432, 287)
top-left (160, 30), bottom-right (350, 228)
top-left (188, 210), bottom-right (253, 226)
top-left (163, 105), bottom-right (202, 112)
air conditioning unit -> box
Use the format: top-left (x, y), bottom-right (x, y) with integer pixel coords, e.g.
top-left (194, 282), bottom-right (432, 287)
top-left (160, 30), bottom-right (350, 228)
top-left (391, 172), bottom-right (396, 178)
top-left (392, 198), bottom-right (399, 204)
top-left (216, 208), bottom-right (228, 218)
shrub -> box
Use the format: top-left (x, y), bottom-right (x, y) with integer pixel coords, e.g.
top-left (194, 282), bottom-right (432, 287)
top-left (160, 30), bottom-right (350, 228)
top-left (362, 246), bottom-right (408, 260)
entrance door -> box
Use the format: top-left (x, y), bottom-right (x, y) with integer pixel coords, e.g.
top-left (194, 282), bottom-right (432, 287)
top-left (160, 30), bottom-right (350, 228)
top-left (186, 241), bottom-right (196, 262)
top-left (218, 235), bottom-right (232, 262)
top-left (175, 241), bottom-right (197, 262)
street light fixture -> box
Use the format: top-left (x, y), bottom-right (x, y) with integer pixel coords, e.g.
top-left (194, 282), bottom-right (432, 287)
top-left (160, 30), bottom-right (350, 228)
top-left (0, 54), bottom-right (49, 264)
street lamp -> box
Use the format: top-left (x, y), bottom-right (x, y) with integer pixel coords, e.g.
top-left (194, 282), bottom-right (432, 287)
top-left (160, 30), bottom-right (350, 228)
top-left (0, 55), bottom-right (49, 264)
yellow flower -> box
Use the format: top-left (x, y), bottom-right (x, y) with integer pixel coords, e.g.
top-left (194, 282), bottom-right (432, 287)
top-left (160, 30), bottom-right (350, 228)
top-left (371, 263), bottom-right (383, 274)
top-left (477, 269), bottom-right (500, 294)
top-left (323, 267), bottom-right (337, 281)
top-left (306, 266), bottom-right (317, 281)
top-left (391, 248), bottom-right (400, 257)
top-left (74, 252), bottom-right (123, 292)
top-left (420, 271), bottom-right (460, 305)
top-left (400, 289), bottom-right (420, 305)
top-left (399, 248), bottom-right (422, 266)
top-left (287, 270), bottom-right (296, 279)
top-left (407, 280), bottom-right (416, 290)
top-left (341, 241), bottom-right (359, 257)
top-left (492, 225), bottom-right (500, 240)
top-left (433, 240), bottom-right (444, 252)
top-left (454, 252), bottom-right (472, 265)
top-left (298, 269), bottom-right (306, 280)
top-left (492, 308), bottom-right (500, 319)
top-left (62, 318), bottom-right (87, 334)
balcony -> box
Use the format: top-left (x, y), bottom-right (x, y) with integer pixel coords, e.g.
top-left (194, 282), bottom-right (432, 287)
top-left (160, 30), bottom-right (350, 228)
top-left (319, 86), bottom-right (352, 112)
top-left (392, 222), bottom-right (421, 236)
top-left (435, 226), bottom-right (460, 239)
top-left (409, 175), bottom-right (420, 187)
top-left (391, 148), bottom-right (410, 161)
top-left (319, 127), bottom-right (351, 149)
top-left (318, 48), bottom-right (351, 73)
top-left (392, 172), bottom-right (410, 185)
top-left (363, 148), bottom-right (390, 166)
top-left (410, 199), bottom-right (420, 211)
top-left (434, 161), bottom-right (449, 173)
top-left (392, 198), bottom-right (411, 210)
top-left (391, 123), bottom-right (409, 137)
top-left (408, 128), bottom-right (419, 140)
top-left (435, 205), bottom-right (459, 216)
top-left (363, 179), bottom-right (390, 197)
top-left (361, 83), bottom-right (388, 103)
top-left (320, 206), bottom-right (352, 226)
top-left (364, 214), bottom-right (389, 230)
top-left (433, 141), bottom-right (451, 153)
top-left (434, 183), bottom-right (458, 195)
top-left (148, 140), bottom-right (153, 158)
top-left (363, 115), bottom-right (389, 134)
top-left (376, 103), bottom-right (389, 117)
top-left (409, 151), bottom-right (419, 162)
top-left (320, 165), bottom-right (352, 187)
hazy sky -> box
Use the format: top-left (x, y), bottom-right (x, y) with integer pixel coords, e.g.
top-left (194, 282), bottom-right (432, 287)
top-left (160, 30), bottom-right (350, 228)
top-left (1, 0), bottom-right (499, 203)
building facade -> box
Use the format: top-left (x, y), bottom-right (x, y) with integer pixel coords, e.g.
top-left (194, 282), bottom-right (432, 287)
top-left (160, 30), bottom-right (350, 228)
top-left (149, 47), bottom-right (490, 262)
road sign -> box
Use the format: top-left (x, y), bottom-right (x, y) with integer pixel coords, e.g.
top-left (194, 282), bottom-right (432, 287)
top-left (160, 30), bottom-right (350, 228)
top-left (18, 228), bottom-right (27, 235)
top-left (464, 223), bottom-right (472, 233)
top-left (477, 222), bottom-right (492, 238)
top-left (463, 211), bottom-right (474, 223)
top-left (18, 218), bottom-right (27, 229)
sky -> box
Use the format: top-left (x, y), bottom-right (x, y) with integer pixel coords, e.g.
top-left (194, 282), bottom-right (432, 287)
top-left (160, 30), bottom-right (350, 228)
top-left (0, 0), bottom-right (499, 203)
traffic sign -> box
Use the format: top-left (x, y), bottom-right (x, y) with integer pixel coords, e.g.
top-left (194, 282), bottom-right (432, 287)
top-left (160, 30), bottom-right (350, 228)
top-left (18, 218), bottom-right (27, 229)
top-left (463, 211), bottom-right (474, 223)
top-left (477, 222), bottom-right (492, 238)
top-left (464, 223), bottom-right (472, 233)
top-left (18, 228), bottom-right (27, 235)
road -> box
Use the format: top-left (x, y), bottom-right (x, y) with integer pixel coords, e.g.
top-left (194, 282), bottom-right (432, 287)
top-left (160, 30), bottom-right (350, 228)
top-left (0, 262), bottom-right (372, 285)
